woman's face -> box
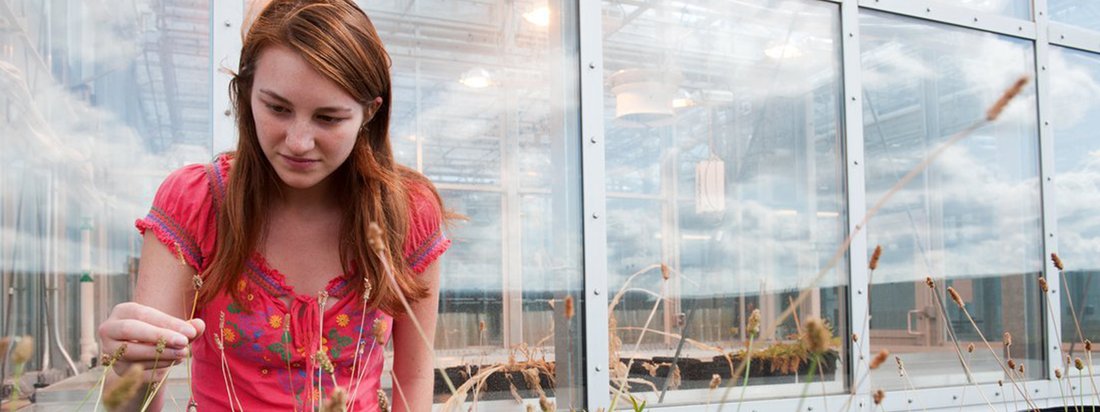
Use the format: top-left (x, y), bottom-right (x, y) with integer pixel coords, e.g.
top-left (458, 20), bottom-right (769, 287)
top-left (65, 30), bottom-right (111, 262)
top-left (250, 45), bottom-right (381, 194)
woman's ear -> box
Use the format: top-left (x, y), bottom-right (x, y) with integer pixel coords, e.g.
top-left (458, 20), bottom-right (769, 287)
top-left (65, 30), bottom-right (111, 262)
top-left (364, 96), bottom-right (384, 122)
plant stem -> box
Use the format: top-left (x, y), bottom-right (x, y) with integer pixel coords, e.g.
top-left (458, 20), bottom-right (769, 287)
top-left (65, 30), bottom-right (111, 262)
top-left (957, 303), bottom-right (1037, 410)
top-left (735, 335), bottom-right (754, 412)
top-left (609, 283), bottom-right (667, 411)
top-left (793, 354), bottom-right (821, 412)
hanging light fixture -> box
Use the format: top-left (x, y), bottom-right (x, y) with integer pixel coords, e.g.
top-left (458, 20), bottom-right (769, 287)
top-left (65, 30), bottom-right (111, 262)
top-left (695, 109), bottom-right (726, 214)
top-left (608, 68), bottom-right (681, 127)
top-left (460, 68), bottom-right (493, 88)
top-left (522, 6), bottom-right (550, 27)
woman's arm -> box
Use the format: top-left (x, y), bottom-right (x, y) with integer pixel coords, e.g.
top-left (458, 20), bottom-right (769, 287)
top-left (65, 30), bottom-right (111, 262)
top-left (391, 260), bottom-right (442, 412)
top-left (98, 231), bottom-right (205, 411)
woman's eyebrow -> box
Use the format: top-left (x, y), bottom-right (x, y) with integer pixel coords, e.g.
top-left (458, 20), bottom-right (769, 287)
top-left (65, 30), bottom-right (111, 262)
top-left (259, 89), bottom-right (352, 113)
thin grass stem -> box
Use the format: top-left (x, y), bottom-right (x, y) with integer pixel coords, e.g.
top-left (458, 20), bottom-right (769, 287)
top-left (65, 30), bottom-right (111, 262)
top-left (608, 283), bottom-right (667, 411)
top-left (735, 335), bottom-right (754, 412)
top-left (793, 354), bottom-right (821, 412)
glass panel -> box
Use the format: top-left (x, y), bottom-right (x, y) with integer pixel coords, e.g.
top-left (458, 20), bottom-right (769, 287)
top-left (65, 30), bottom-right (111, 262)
top-left (860, 11), bottom-right (1043, 391)
top-left (1049, 1), bottom-right (1100, 32)
top-left (603, 0), bottom-right (849, 406)
top-left (363, 0), bottom-right (587, 408)
top-left (0, 0), bottom-right (211, 383)
top-left (1051, 46), bottom-right (1100, 364)
top-left (928, 0), bottom-right (1031, 20)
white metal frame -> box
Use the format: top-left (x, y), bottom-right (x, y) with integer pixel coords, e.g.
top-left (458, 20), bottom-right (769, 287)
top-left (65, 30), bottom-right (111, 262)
top-left (211, 1), bottom-right (242, 154)
top-left (579, 0), bottom-right (611, 408)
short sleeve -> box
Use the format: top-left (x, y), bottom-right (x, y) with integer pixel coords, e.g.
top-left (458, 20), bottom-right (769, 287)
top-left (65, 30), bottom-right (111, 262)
top-left (135, 162), bottom-right (220, 273)
top-left (401, 180), bottom-right (451, 274)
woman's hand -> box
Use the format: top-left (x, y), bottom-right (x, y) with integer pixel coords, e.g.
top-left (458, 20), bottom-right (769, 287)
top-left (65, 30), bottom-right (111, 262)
top-left (98, 302), bottom-right (205, 377)
top-left (99, 231), bottom-right (205, 381)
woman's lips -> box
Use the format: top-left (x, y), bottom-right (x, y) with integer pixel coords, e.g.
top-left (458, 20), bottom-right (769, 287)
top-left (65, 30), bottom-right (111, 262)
top-left (281, 154), bottom-right (318, 170)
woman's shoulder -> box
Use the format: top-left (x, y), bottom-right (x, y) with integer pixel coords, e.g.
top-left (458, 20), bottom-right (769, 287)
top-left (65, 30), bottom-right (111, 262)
top-left (156, 153), bottom-right (231, 202)
top-left (397, 167), bottom-right (451, 273)
top-left (135, 154), bottom-right (230, 271)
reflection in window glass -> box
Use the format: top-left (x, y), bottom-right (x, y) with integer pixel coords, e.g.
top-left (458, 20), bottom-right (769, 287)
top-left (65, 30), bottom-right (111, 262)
top-left (363, 0), bottom-right (587, 408)
top-left (861, 11), bottom-right (1043, 390)
top-left (1051, 47), bottom-right (1100, 357)
top-left (0, 0), bottom-right (211, 374)
top-left (928, 0), bottom-right (1030, 20)
top-left (603, 0), bottom-right (848, 406)
top-left (1049, 1), bottom-right (1100, 32)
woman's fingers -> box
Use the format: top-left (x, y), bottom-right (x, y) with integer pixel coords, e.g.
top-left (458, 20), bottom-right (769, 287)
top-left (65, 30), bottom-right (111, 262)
top-left (115, 302), bottom-right (199, 340)
top-left (105, 341), bottom-right (189, 363)
top-left (100, 319), bottom-right (190, 349)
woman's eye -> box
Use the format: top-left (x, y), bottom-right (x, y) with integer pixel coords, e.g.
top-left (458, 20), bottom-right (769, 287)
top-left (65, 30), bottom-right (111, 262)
top-left (266, 104), bottom-right (289, 114)
top-left (317, 115), bottom-right (346, 124)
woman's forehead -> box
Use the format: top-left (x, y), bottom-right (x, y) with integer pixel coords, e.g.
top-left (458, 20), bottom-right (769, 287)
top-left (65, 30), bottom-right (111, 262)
top-left (252, 45), bottom-right (361, 110)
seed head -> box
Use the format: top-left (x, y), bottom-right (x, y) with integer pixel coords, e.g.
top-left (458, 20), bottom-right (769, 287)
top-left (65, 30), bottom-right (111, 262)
top-left (362, 277), bottom-right (373, 301)
top-left (1038, 277), bottom-right (1049, 293)
top-left (1007, 359), bottom-right (1016, 370)
top-left (1018, 363), bottom-right (1025, 374)
top-left (539, 393), bottom-right (554, 411)
top-left (869, 245), bottom-right (883, 270)
top-left (378, 388), bottom-right (391, 412)
top-left (1052, 253), bottom-right (1064, 271)
top-left (564, 295), bottom-right (575, 319)
top-left (709, 374), bottom-right (722, 390)
top-left (661, 263), bottom-right (670, 281)
top-left (321, 388), bottom-right (348, 412)
top-left (1056, 368), bottom-right (1063, 379)
top-left (1003, 332), bottom-right (1012, 348)
top-left (11, 335), bottom-right (33, 365)
top-left (967, 343), bottom-right (975, 353)
top-left (1086, 340), bottom-right (1093, 351)
top-left (1075, 357), bottom-right (1084, 371)
top-left (192, 274), bottom-right (203, 290)
top-left (985, 76), bottom-right (1029, 121)
top-left (947, 287), bottom-right (964, 308)
top-left (802, 317), bottom-right (830, 354)
top-left (315, 350), bottom-right (334, 374)
top-left (997, 379), bottom-right (1004, 387)
top-left (925, 276), bottom-right (936, 289)
top-left (0, 337), bottom-right (9, 365)
top-left (873, 389), bottom-right (885, 405)
top-left (747, 309), bottom-right (761, 336)
top-left (372, 318), bottom-right (388, 344)
top-left (870, 349), bottom-right (890, 370)
top-left (852, 333), bottom-right (859, 343)
top-left (103, 364), bottom-right (144, 411)
top-left (368, 222), bottom-right (387, 253)
top-left (155, 337), bottom-right (167, 355)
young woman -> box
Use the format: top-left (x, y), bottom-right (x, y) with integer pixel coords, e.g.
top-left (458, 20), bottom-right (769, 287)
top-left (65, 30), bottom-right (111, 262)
top-left (98, 1), bottom-right (449, 410)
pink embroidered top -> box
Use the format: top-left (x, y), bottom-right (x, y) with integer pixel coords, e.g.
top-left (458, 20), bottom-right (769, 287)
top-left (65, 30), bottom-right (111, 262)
top-left (135, 154), bottom-right (450, 411)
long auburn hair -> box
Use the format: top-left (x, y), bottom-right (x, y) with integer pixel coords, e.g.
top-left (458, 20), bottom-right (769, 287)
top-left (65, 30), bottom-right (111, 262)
top-left (201, 0), bottom-right (438, 315)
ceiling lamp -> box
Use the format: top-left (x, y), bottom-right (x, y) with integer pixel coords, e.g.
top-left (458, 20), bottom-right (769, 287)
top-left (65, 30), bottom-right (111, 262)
top-left (764, 42), bottom-right (803, 59)
top-left (523, 6), bottom-right (550, 27)
top-left (695, 156), bottom-right (726, 214)
top-left (608, 68), bottom-right (681, 127)
top-left (460, 68), bottom-right (493, 88)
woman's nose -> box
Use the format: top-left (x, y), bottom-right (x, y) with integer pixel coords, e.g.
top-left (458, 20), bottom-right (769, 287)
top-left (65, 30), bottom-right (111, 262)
top-left (285, 119), bottom-right (315, 153)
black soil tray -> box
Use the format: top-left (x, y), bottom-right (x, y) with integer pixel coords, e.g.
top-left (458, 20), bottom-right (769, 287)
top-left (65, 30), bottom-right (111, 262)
top-left (433, 351), bottom-right (840, 398)
top-left (433, 365), bottom-right (556, 402)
